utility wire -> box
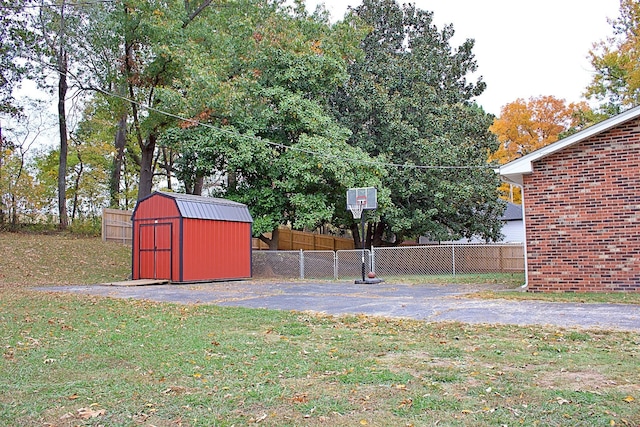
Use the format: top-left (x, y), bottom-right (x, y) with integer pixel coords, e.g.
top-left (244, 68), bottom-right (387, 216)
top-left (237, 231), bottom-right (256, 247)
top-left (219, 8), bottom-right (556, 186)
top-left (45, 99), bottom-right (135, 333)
top-left (30, 55), bottom-right (496, 171)
top-left (0, 0), bottom-right (116, 10)
top-left (92, 83), bottom-right (494, 171)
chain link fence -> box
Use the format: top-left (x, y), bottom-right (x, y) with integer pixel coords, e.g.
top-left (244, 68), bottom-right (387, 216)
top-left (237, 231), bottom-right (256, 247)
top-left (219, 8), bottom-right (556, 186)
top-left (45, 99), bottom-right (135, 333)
top-left (252, 244), bottom-right (524, 280)
top-left (337, 249), bottom-right (372, 280)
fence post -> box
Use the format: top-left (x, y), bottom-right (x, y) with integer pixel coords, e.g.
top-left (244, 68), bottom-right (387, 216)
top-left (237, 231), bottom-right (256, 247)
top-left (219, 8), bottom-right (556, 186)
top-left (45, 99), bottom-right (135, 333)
top-left (299, 249), bottom-right (304, 280)
top-left (451, 245), bottom-right (456, 276)
top-left (333, 251), bottom-right (338, 280)
top-left (102, 210), bottom-right (106, 242)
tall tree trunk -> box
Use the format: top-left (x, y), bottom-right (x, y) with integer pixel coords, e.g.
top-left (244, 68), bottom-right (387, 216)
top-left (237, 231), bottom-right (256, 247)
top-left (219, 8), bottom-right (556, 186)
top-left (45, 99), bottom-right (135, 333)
top-left (184, 174), bottom-right (203, 195)
top-left (109, 113), bottom-right (127, 207)
top-left (70, 147), bottom-right (83, 220)
top-left (193, 175), bottom-right (204, 195)
top-left (227, 171), bottom-right (237, 192)
top-left (54, 0), bottom-right (69, 229)
top-left (350, 222), bottom-right (361, 249)
top-left (161, 146), bottom-right (172, 191)
top-left (57, 47), bottom-right (69, 229)
top-left (269, 227), bottom-right (279, 250)
top-left (138, 132), bottom-right (156, 200)
top-left (371, 222), bottom-right (385, 247)
top-left (10, 193), bottom-right (17, 229)
top-left (257, 227), bottom-right (280, 250)
top-left (0, 122), bottom-right (5, 226)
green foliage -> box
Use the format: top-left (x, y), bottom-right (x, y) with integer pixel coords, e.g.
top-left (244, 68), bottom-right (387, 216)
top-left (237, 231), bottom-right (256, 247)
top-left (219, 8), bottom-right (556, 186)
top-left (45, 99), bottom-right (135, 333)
top-left (0, 0), bottom-right (37, 116)
top-left (65, 99), bottom-right (120, 219)
top-left (0, 112), bottom-right (55, 228)
top-left (67, 217), bottom-right (102, 236)
top-left (5, 97), bottom-right (119, 226)
top-left (158, 2), bottom-right (384, 236)
top-left (330, 0), bottom-right (503, 243)
top-left (0, 148), bottom-right (47, 226)
top-left (2, 0), bottom-right (506, 241)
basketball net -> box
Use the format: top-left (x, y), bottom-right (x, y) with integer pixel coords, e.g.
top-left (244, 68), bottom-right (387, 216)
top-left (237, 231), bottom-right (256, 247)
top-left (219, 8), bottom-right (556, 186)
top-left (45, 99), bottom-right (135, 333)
top-left (349, 199), bottom-right (366, 219)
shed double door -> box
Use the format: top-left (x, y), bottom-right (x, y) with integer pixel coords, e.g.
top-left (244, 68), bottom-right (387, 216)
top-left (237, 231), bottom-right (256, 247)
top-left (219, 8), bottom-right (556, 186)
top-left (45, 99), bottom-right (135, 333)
top-left (138, 223), bottom-right (172, 280)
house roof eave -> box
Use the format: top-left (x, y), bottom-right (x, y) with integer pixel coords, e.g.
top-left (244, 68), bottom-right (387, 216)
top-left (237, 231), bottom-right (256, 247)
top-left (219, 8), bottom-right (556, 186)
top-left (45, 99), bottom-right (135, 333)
top-left (498, 104), bottom-right (640, 184)
top-left (500, 172), bottom-right (524, 186)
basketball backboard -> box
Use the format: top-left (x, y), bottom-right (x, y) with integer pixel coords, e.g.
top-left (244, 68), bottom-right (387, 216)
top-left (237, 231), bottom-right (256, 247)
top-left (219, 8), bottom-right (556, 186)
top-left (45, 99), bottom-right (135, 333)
top-left (346, 187), bottom-right (377, 211)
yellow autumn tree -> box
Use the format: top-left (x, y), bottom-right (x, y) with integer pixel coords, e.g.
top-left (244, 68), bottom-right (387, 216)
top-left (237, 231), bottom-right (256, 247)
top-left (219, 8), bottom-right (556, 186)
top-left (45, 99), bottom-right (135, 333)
top-left (586, 0), bottom-right (640, 114)
top-left (489, 95), bottom-right (590, 203)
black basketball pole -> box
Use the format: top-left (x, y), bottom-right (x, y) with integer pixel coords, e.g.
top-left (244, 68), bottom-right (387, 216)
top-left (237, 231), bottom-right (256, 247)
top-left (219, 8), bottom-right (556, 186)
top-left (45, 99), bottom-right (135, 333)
top-left (361, 210), bottom-right (366, 282)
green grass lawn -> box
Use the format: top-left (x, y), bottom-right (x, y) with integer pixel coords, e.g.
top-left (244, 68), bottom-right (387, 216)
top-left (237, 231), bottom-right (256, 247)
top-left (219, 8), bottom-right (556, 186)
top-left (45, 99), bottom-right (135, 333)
top-left (2, 290), bottom-right (639, 426)
top-left (1, 232), bottom-right (639, 426)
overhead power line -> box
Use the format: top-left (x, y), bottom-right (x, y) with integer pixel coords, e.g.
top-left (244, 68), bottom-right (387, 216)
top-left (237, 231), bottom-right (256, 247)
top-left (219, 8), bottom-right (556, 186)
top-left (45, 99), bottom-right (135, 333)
top-left (0, 0), bottom-right (116, 10)
top-left (31, 57), bottom-right (495, 171)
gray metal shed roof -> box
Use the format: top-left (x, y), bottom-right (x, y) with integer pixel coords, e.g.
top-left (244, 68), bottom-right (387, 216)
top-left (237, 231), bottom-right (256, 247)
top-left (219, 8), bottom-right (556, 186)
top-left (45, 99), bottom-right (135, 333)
top-left (158, 191), bottom-right (253, 223)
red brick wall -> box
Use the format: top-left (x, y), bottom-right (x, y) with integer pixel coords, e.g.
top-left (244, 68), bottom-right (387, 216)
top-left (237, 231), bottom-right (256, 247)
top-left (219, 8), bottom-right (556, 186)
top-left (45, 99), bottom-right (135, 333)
top-left (523, 118), bottom-right (640, 292)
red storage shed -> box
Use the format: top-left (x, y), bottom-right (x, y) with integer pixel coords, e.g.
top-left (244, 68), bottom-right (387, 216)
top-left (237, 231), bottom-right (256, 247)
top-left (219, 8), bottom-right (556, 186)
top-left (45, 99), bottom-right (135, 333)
top-left (131, 191), bottom-right (253, 282)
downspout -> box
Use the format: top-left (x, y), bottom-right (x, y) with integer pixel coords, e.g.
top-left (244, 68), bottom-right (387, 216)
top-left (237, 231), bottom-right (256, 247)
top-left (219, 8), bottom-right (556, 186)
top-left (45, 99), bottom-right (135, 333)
top-left (496, 168), bottom-right (528, 289)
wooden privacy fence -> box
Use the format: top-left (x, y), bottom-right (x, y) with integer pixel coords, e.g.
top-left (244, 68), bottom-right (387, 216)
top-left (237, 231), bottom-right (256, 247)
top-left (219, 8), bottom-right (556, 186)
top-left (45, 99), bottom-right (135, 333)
top-left (102, 208), bottom-right (133, 244)
top-left (102, 208), bottom-right (353, 251)
top-left (252, 228), bottom-right (354, 251)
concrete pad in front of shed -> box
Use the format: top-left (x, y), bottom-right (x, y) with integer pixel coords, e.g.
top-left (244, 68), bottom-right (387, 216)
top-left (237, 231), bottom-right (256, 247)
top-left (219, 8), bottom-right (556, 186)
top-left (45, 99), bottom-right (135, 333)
top-left (103, 279), bottom-right (169, 287)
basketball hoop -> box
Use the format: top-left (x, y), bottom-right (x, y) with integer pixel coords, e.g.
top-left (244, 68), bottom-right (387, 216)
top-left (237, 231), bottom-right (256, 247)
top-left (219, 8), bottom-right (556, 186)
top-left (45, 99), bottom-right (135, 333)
top-left (346, 187), bottom-right (383, 284)
top-left (349, 197), bottom-right (367, 219)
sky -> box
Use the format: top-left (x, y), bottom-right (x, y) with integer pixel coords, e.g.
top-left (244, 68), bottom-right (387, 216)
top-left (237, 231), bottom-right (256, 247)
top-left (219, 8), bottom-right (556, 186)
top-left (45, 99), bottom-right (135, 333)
top-left (305, 0), bottom-right (621, 115)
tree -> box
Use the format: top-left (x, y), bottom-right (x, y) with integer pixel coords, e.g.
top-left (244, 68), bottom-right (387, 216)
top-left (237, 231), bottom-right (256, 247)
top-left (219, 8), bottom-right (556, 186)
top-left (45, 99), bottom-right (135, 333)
top-left (68, 1), bottom-right (131, 208)
top-left (586, 0), bottom-right (640, 114)
top-left (116, 0), bottom-right (218, 200)
top-left (66, 99), bottom-right (114, 220)
top-left (489, 96), bottom-right (591, 163)
top-left (0, 100), bottom-right (54, 228)
top-left (0, 0), bottom-right (37, 117)
top-left (488, 96), bottom-right (592, 203)
top-left (158, 1), bottom-right (387, 248)
top-left (31, 0), bottom-right (84, 229)
top-left (329, 0), bottom-right (503, 244)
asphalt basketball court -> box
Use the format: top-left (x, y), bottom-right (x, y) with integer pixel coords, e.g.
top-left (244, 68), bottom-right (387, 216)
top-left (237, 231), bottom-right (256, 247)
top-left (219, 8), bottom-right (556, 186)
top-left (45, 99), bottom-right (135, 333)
top-left (39, 280), bottom-right (640, 332)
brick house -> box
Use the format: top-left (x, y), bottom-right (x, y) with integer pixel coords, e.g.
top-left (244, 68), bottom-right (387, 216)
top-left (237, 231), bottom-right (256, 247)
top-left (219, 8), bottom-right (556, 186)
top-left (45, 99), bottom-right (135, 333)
top-left (499, 105), bottom-right (640, 292)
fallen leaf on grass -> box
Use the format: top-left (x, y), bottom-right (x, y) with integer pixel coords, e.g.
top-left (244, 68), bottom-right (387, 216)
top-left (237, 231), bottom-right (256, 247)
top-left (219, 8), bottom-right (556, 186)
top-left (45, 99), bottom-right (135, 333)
top-left (291, 393), bottom-right (308, 403)
top-left (163, 386), bottom-right (187, 394)
top-left (77, 407), bottom-right (106, 419)
top-left (60, 408), bottom-right (105, 420)
top-left (398, 398), bottom-right (413, 409)
top-left (622, 395), bottom-right (634, 403)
